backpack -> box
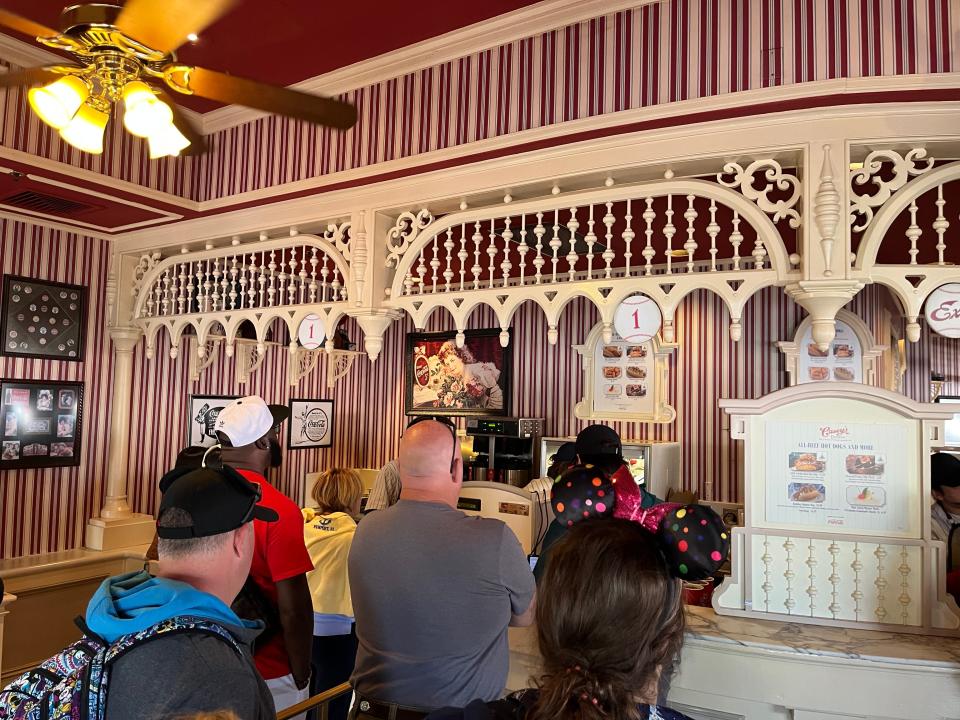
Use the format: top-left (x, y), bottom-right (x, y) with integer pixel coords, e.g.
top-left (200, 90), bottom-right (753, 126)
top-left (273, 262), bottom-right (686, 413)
top-left (0, 615), bottom-right (241, 720)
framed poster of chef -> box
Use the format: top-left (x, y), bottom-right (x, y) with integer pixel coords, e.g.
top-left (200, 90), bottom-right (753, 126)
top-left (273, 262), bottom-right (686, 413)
top-left (288, 398), bottom-right (334, 449)
top-left (187, 394), bottom-right (238, 447)
top-left (404, 329), bottom-right (512, 417)
top-left (0, 378), bottom-right (83, 469)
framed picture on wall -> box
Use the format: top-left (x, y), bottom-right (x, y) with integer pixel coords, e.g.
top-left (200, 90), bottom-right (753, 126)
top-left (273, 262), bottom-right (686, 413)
top-left (0, 378), bottom-right (83, 469)
top-left (404, 329), bottom-right (512, 417)
top-left (288, 398), bottom-right (334, 449)
top-left (187, 394), bottom-right (238, 448)
top-left (1, 275), bottom-right (87, 361)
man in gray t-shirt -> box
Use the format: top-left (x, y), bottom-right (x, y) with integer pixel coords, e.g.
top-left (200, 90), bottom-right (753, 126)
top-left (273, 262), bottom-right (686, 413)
top-left (349, 418), bottom-right (536, 711)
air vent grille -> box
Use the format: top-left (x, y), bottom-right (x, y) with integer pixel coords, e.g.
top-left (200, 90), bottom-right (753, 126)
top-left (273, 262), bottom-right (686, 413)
top-left (1, 190), bottom-right (96, 216)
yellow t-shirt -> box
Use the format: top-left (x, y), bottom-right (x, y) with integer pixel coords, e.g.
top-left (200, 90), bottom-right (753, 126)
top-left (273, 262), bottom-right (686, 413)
top-left (302, 509), bottom-right (357, 617)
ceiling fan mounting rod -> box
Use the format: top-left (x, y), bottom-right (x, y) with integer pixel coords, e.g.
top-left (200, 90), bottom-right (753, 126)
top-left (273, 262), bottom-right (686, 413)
top-left (91, 52), bottom-right (141, 100)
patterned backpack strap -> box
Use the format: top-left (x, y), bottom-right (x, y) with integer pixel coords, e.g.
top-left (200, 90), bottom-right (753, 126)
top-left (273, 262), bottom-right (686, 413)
top-left (85, 616), bottom-right (244, 720)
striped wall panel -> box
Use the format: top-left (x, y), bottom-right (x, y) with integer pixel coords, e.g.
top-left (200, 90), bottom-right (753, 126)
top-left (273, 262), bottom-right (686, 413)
top-left (1, 0), bottom-right (953, 202)
top-left (193, 0), bottom-right (958, 201)
top-left (0, 219), bottom-right (113, 559)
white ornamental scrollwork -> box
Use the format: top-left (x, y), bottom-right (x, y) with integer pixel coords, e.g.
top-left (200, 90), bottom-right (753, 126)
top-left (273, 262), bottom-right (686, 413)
top-left (849, 148), bottom-right (934, 232)
top-left (385, 209), bottom-right (434, 268)
top-left (717, 160), bottom-right (801, 229)
top-left (814, 145), bottom-right (841, 276)
top-left (288, 346), bottom-right (320, 387)
top-left (132, 252), bottom-right (162, 297)
top-left (323, 221), bottom-right (352, 261)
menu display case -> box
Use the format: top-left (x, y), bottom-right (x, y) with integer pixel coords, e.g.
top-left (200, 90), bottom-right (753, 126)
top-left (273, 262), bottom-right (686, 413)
top-left (539, 436), bottom-right (679, 500)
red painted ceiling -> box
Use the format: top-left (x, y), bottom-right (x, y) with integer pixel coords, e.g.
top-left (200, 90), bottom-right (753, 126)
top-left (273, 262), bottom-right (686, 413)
top-left (0, 0), bottom-right (544, 112)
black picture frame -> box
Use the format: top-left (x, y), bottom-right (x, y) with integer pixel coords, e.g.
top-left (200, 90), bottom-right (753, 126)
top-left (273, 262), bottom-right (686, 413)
top-left (404, 328), bottom-right (512, 417)
top-left (0, 378), bottom-right (83, 469)
top-left (187, 394), bottom-right (239, 448)
top-left (0, 275), bottom-right (88, 362)
top-left (287, 398), bottom-right (335, 449)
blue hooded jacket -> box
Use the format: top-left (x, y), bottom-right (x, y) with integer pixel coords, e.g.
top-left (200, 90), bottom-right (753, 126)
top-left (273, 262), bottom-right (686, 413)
top-left (85, 570), bottom-right (257, 642)
top-left (83, 570), bottom-right (275, 720)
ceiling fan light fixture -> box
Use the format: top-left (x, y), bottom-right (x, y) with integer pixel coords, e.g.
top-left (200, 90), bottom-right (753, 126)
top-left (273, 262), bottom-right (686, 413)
top-left (122, 81), bottom-right (173, 137)
top-left (28, 75), bottom-right (89, 130)
top-left (58, 100), bottom-right (109, 154)
top-left (147, 121), bottom-right (191, 159)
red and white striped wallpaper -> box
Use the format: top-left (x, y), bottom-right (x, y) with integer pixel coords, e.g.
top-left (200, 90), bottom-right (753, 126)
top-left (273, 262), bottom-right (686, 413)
top-left (0, 219), bottom-right (113, 559)
top-left (0, 231), bottom-right (953, 560)
top-left (1, 0), bottom-right (956, 203)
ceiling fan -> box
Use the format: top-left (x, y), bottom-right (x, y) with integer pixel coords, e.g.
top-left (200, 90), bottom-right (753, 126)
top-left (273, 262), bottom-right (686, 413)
top-left (0, 0), bottom-right (358, 158)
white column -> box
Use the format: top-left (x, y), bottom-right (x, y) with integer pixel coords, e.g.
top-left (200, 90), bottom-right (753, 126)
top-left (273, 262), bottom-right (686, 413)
top-left (86, 326), bottom-right (155, 550)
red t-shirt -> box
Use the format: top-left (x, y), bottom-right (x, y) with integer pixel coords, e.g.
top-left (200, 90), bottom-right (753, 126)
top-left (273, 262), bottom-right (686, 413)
top-left (238, 469), bottom-right (314, 680)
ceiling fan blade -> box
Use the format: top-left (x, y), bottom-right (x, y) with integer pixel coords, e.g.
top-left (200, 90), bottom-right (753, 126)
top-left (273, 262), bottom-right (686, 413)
top-left (0, 67), bottom-right (63, 88)
top-left (153, 86), bottom-right (207, 155)
top-left (115, 0), bottom-right (238, 54)
top-left (173, 66), bottom-right (358, 130)
top-left (0, 9), bottom-right (58, 39)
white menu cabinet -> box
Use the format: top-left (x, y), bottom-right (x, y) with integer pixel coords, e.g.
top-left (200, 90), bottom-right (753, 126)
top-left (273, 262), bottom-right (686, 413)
top-left (539, 436), bottom-right (679, 500)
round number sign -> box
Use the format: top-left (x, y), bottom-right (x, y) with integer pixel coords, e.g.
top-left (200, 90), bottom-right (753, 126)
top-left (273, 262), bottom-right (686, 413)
top-left (297, 313), bottom-right (325, 349)
top-left (925, 283), bottom-right (960, 339)
top-left (613, 294), bottom-right (662, 343)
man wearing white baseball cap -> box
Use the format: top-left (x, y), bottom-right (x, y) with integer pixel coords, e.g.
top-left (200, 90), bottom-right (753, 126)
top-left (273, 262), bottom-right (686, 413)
top-left (216, 395), bottom-right (314, 719)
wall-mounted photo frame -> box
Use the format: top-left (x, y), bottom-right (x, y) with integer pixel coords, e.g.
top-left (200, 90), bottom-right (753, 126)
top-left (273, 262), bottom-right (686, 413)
top-left (0, 378), bottom-right (83, 469)
top-left (1, 275), bottom-right (87, 361)
top-left (187, 394), bottom-right (238, 448)
top-left (288, 398), bottom-right (334, 449)
top-left (405, 329), bottom-right (512, 417)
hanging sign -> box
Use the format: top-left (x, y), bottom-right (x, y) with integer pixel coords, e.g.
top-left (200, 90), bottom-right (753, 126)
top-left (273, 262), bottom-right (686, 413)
top-left (925, 283), bottom-right (960, 338)
top-left (297, 314), bottom-right (325, 349)
top-left (613, 294), bottom-right (662, 343)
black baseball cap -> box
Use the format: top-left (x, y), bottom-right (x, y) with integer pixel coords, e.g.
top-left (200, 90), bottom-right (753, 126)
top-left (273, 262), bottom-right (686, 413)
top-left (549, 442), bottom-right (578, 463)
top-left (932, 452), bottom-right (960, 491)
top-left (156, 465), bottom-right (279, 539)
top-left (575, 425), bottom-right (623, 460)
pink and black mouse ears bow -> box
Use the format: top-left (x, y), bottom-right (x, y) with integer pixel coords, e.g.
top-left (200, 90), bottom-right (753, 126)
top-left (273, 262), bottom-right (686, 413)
top-left (551, 464), bottom-right (729, 581)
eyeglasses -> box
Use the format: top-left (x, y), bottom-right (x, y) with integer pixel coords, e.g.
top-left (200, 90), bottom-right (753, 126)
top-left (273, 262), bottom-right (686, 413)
top-left (406, 415), bottom-right (459, 473)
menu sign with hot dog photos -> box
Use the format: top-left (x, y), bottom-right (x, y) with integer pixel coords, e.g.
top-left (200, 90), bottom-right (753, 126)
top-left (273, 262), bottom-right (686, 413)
top-left (763, 420), bottom-right (910, 535)
top-left (798, 320), bottom-right (862, 384)
top-left (592, 330), bottom-right (654, 415)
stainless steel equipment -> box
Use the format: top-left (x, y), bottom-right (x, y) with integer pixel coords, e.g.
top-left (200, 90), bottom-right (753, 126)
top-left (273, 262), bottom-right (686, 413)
top-left (465, 417), bottom-right (544, 487)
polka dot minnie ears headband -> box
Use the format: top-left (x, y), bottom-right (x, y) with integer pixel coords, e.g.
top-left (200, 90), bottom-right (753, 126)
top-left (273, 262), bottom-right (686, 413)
top-left (551, 464), bottom-right (729, 581)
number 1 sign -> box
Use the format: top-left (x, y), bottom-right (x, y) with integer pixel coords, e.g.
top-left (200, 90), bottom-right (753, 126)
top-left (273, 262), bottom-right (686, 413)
top-left (297, 314), bottom-right (325, 350)
top-left (613, 294), bottom-right (662, 343)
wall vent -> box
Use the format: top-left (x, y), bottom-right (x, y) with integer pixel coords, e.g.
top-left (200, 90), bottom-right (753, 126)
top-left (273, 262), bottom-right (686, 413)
top-left (1, 190), bottom-right (97, 216)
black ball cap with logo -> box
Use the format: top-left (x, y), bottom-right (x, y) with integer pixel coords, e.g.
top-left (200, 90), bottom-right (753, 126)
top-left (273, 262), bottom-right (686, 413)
top-left (157, 465), bottom-right (279, 539)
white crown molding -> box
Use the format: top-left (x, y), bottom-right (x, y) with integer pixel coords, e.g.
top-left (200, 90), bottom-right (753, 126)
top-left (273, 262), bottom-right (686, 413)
top-left (197, 73), bottom-right (960, 210)
top-left (0, 146), bottom-right (199, 211)
top-left (111, 99), bottom-right (960, 254)
top-left (200, 0), bottom-right (659, 134)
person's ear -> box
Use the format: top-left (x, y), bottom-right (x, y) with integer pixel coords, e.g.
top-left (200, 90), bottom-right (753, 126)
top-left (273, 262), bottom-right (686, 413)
top-left (934, 487), bottom-right (946, 501)
top-left (254, 435), bottom-right (270, 451)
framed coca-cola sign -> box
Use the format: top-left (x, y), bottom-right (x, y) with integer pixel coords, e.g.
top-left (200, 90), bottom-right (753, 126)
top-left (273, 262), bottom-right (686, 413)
top-left (925, 283), bottom-right (960, 338)
top-left (187, 395), bottom-right (238, 448)
top-left (288, 398), bottom-right (334, 449)
top-left (404, 329), bottom-right (512, 417)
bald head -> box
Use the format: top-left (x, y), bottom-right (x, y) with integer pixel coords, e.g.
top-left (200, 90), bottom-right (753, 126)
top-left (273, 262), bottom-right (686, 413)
top-left (398, 420), bottom-right (462, 506)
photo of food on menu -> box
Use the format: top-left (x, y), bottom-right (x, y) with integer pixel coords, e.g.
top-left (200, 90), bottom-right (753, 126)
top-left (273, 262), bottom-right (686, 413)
top-left (0, 380), bottom-right (82, 468)
top-left (799, 321), bottom-right (861, 384)
top-left (595, 334), bottom-right (652, 412)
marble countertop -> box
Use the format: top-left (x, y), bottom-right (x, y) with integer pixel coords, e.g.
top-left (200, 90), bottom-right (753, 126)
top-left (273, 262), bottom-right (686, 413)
top-left (510, 606), bottom-right (960, 670)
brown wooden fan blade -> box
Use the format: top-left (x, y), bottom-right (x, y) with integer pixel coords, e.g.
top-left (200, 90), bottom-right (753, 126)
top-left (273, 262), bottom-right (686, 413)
top-left (153, 87), bottom-right (207, 155)
top-left (0, 9), bottom-right (58, 39)
top-left (177, 67), bottom-right (358, 130)
top-left (0, 67), bottom-right (62, 88)
top-left (115, 0), bottom-right (238, 54)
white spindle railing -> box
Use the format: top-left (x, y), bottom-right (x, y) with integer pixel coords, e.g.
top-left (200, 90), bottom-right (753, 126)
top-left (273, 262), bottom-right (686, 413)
top-left (391, 187), bottom-right (782, 298)
top-left (136, 240), bottom-right (348, 320)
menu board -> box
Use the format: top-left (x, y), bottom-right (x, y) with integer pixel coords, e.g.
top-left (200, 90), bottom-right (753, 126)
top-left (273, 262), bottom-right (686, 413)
top-left (592, 331), bottom-right (654, 415)
top-left (763, 420), bottom-right (910, 535)
top-left (0, 379), bottom-right (83, 469)
top-left (798, 320), bottom-right (862, 383)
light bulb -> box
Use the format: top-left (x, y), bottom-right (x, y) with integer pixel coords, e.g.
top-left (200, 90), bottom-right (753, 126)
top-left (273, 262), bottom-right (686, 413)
top-left (58, 101), bottom-right (109, 154)
top-left (122, 81), bottom-right (173, 138)
top-left (147, 121), bottom-right (190, 159)
top-left (28, 75), bottom-right (89, 130)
